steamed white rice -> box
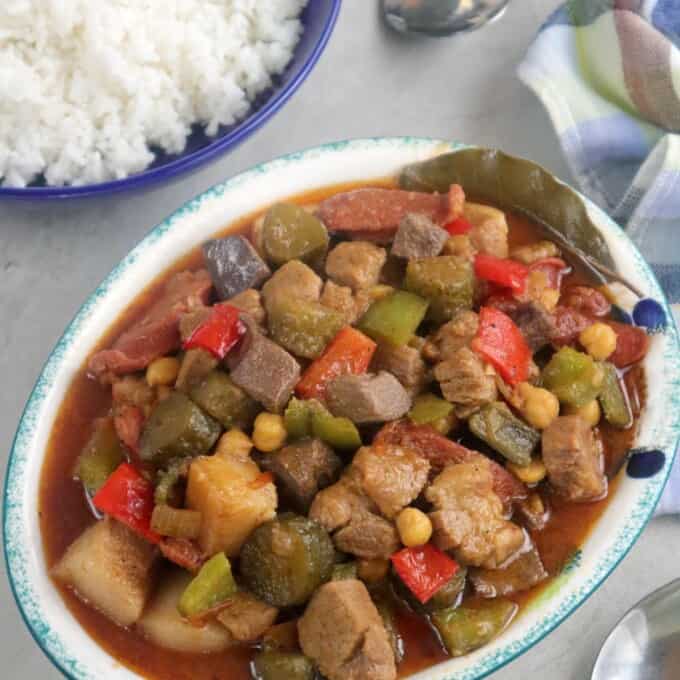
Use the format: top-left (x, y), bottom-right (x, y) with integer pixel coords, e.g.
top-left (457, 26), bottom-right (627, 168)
top-left (0, 0), bottom-right (307, 188)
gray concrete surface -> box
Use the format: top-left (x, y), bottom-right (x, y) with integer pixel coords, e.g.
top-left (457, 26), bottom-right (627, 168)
top-left (1, 1), bottom-right (677, 678)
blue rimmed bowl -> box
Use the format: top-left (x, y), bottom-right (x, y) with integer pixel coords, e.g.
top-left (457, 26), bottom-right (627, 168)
top-left (0, 0), bottom-right (341, 201)
top-left (4, 138), bottom-right (680, 679)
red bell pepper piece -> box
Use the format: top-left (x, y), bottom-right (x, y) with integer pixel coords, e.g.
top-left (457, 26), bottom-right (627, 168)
top-left (474, 254), bottom-right (529, 295)
top-left (444, 217), bottom-right (473, 236)
top-left (92, 463), bottom-right (160, 544)
top-left (183, 304), bottom-right (244, 360)
top-left (472, 306), bottom-right (531, 386)
top-left (296, 326), bottom-right (377, 400)
top-left (391, 544), bottom-right (459, 604)
top-left (528, 257), bottom-right (569, 289)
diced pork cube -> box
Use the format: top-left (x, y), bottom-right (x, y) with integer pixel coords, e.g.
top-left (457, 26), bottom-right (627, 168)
top-left (426, 461), bottom-right (525, 568)
top-left (326, 241), bottom-right (387, 291)
top-left (334, 512), bottom-right (400, 560)
top-left (371, 342), bottom-right (426, 395)
top-left (542, 416), bottom-right (607, 502)
top-left (326, 371), bottom-right (411, 424)
top-left (434, 346), bottom-right (497, 407)
top-left (429, 310), bottom-right (479, 361)
top-left (203, 236), bottom-right (271, 300)
top-left (261, 259), bottom-right (322, 312)
top-left (216, 592), bottom-right (279, 642)
top-left (228, 323), bottom-right (300, 413)
top-left (391, 213), bottom-right (449, 259)
top-left (228, 288), bottom-right (266, 326)
top-left (299, 580), bottom-right (397, 680)
top-left (320, 280), bottom-right (358, 324)
top-left (352, 445), bottom-right (430, 519)
top-left (260, 439), bottom-right (343, 512)
top-left (52, 517), bottom-right (157, 627)
top-left (505, 301), bottom-right (555, 352)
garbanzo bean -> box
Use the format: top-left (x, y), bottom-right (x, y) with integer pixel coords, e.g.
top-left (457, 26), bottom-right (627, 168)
top-left (564, 399), bottom-right (601, 427)
top-left (579, 322), bottom-right (617, 360)
top-left (396, 507), bottom-right (433, 547)
top-left (146, 356), bottom-right (180, 386)
top-left (517, 382), bottom-right (560, 430)
top-left (216, 428), bottom-right (253, 460)
top-left (507, 458), bottom-right (547, 485)
top-left (357, 558), bottom-right (390, 583)
top-left (252, 413), bottom-right (287, 452)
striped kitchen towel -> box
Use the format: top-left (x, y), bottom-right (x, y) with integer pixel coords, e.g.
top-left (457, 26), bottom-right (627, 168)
top-left (518, 0), bottom-right (680, 515)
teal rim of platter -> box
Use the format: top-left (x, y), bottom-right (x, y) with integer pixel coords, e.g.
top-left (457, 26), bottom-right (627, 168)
top-left (4, 137), bottom-right (680, 680)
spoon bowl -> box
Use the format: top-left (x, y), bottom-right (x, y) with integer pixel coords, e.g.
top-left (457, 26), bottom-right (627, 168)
top-left (592, 578), bottom-right (680, 680)
top-left (382, 0), bottom-right (510, 37)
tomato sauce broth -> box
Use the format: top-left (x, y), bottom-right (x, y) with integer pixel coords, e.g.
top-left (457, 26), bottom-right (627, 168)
top-left (39, 182), bottom-right (642, 679)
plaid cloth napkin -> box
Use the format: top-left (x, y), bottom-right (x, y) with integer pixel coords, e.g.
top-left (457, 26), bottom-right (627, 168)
top-left (518, 0), bottom-right (680, 515)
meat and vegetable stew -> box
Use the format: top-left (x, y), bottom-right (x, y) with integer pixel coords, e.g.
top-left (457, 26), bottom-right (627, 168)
top-left (41, 167), bottom-right (649, 680)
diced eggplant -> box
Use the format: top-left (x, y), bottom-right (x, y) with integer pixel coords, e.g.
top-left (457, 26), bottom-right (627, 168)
top-left (259, 439), bottom-right (343, 512)
top-left (470, 543), bottom-right (548, 597)
top-left (175, 348), bottom-right (219, 392)
top-left (189, 370), bottom-right (259, 429)
top-left (252, 651), bottom-right (316, 680)
top-left (139, 392), bottom-right (221, 466)
top-left (203, 235), bottom-right (271, 300)
top-left (75, 417), bottom-right (124, 494)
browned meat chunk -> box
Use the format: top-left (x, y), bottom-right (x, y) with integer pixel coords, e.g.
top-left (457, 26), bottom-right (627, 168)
top-left (179, 306), bottom-right (213, 342)
top-left (310, 469), bottom-right (399, 560)
top-left (371, 342), bottom-right (426, 395)
top-left (426, 461), bottom-right (525, 568)
top-left (464, 203), bottom-right (508, 258)
top-left (203, 236), bottom-right (270, 300)
top-left (391, 213), bottom-right (449, 259)
top-left (326, 371), bottom-right (411, 424)
top-left (52, 518), bottom-right (157, 627)
top-left (505, 301), bottom-right (555, 352)
top-left (159, 537), bottom-right (205, 573)
top-left (299, 580), bottom-right (397, 680)
top-left (542, 416), bottom-right (607, 502)
top-left (259, 439), bottom-right (343, 512)
top-left (470, 542), bottom-right (548, 597)
top-left (113, 404), bottom-right (144, 454)
top-left (112, 375), bottom-right (156, 414)
top-left (434, 346), bottom-right (497, 408)
top-left (227, 288), bottom-right (266, 326)
top-left (352, 445), bottom-right (430, 519)
top-left (216, 592), bottom-right (278, 642)
top-left (428, 310), bottom-right (479, 362)
top-left (334, 513), bottom-right (400, 560)
top-left (261, 259), bottom-right (322, 312)
top-left (326, 241), bottom-right (387, 291)
top-left (228, 323), bottom-right (300, 413)
top-left (562, 285), bottom-right (612, 317)
top-left (175, 348), bottom-right (219, 392)
top-left (320, 280), bottom-right (359, 324)
top-left (89, 270), bottom-right (212, 377)
top-left (516, 492), bottom-right (551, 531)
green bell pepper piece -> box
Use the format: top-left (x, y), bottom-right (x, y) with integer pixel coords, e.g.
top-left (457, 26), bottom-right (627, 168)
top-left (284, 397), bottom-right (313, 440)
top-left (189, 370), bottom-right (259, 429)
top-left (374, 591), bottom-right (404, 664)
top-left (542, 346), bottom-right (604, 407)
top-left (432, 599), bottom-right (518, 657)
top-left (331, 562), bottom-right (358, 581)
top-left (76, 418), bottom-right (124, 494)
top-left (394, 567), bottom-right (467, 614)
top-left (252, 651), bottom-right (315, 680)
top-left (468, 402), bottom-right (539, 467)
top-left (154, 457), bottom-right (191, 506)
top-left (359, 290), bottom-right (429, 346)
top-left (405, 256), bottom-right (474, 322)
top-left (312, 410), bottom-right (362, 451)
top-left (139, 392), bottom-right (221, 466)
top-left (409, 393), bottom-right (454, 426)
top-left (178, 553), bottom-right (237, 618)
top-left (268, 299), bottom-right (345, 359)
top-left (262, 203), bottom-right (329, 267)
top-left (598, 362), bottom-right (632, 428)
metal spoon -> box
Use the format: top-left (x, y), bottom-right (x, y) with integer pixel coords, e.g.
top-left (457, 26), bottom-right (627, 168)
top-left (382, 0), bottom-right (511, 37)
top-left (592, 578), bottom-right (680, 680)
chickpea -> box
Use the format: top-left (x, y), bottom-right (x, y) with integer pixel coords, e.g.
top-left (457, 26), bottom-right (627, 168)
top-left (396, 507), bottom-right (433, 547)
top-left (252, 413), bottom-right (287, 452)
top-left (216, 428), bottom-right (253, 460)
top-left (507, 458), bottom-right (547, 485)
top-left (579, 322), bottom-right (618, 360)
top-left (517, 382), bottom-right (560, 430)
top-left (145, 356), bottom-right (180, 386)
top-left (564, 399), bottom-right (601, 427)
top-left (357, 558), bottom-right (390, 583)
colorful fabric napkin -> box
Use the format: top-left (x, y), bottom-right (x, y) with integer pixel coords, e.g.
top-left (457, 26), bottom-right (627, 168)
top-left (518, 0), bottom-right (680, 515)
